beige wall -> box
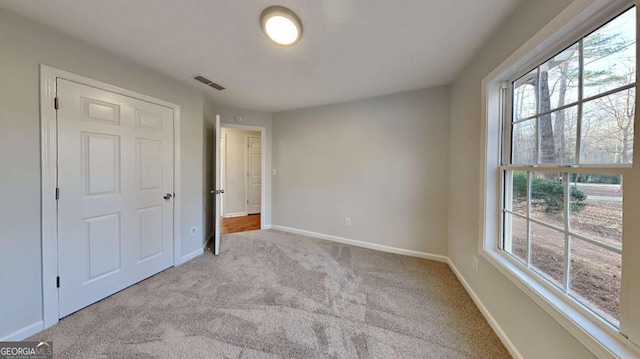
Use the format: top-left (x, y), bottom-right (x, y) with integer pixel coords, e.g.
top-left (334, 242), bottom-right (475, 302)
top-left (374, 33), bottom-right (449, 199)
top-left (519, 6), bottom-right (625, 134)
top-left (448, 0), bottom-right (597, 357)
top-left (222, 128), bottom-right (261, 216)
top-left (272, 87), bottom-right (449, 255)
top-left (0, 8), bottom-right (205, 339)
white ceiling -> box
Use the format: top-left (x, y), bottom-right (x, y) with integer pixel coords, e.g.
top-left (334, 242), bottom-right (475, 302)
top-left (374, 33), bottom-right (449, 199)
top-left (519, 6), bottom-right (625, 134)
top-left (0, 0), bottom-right (521, 112)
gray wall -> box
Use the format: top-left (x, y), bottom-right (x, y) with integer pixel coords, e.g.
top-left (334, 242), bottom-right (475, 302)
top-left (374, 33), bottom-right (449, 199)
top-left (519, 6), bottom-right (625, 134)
top-left (272, 87), bottom-right (449, 255)
top-left (448, 0), bottom-right (597, 358)
top-left (204, 103), bottom-right (273, 238)
top-left (0, 8), bottom-right (205, 338)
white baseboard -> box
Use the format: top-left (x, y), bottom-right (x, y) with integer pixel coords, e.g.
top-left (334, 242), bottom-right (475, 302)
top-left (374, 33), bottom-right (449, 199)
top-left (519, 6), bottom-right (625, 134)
top-left (0, 321), bottom-right (44, 341)
top-left (270, 225), bottom-right (447, 263)
top-left (447, 259), bottom-right (523, 359)
top-left (262, 224), bottom-right (272, 230)
top-left (177, 248), bottom-right (204, 265)
top-left (223, 212), bottom-right (246, 218)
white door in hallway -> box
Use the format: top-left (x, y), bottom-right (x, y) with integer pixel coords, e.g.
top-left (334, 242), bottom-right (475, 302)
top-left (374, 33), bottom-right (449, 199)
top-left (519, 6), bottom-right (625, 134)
top-left (213, 115), bottom-right (222, 255)
top-left (246, 136), bottom-right (262, 214)
top-left (57, 79), bottom-right (175, 317)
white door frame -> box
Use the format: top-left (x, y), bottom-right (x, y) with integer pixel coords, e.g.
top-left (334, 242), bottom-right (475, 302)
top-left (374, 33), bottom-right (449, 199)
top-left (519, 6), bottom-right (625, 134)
top-left (39, 65), bottom-right (182, 330)
top-left (219, 123), bottom-right (267, 229)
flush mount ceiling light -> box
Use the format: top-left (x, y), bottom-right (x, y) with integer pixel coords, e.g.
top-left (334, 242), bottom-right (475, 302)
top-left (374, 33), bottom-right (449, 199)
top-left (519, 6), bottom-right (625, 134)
top-left (260, 6), bottom-right (303, 46)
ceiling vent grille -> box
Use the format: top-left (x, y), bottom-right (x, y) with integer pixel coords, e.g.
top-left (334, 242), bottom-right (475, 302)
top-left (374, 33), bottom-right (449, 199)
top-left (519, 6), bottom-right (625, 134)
top-left (193, 75), bottom-right (225, 91)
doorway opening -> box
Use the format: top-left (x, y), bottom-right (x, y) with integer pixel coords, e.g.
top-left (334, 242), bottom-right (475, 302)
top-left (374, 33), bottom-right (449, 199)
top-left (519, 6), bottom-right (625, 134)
top-left (220, 127), bottom-right (262, 234)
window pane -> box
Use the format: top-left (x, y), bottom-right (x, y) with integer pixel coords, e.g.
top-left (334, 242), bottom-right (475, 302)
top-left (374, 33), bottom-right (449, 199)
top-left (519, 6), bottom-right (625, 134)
top-left (504, 213), bottom-right (527, 263)
top-left (569, 237), bottom-right (621, 326)
top-left (581, 88), bottom-right (635, 164)
top-left (530, 172), bottom-right (564, 229)
top-left (510, 170), bottom-right (528, 215)
top-left (539, 106), bottom-right (578, 164)
top-left (513, 69), bottom-right (538, 120)
top-left (531, 222), bottom-right (565, 288)
top-left (569, 174), bottom-right (622, 249)
top-left (583, 7), bottom-right (636, 99)
top-left (541, 42), bottom-right (580, 110)
top-left (512, 119), bottom-right (537, 164)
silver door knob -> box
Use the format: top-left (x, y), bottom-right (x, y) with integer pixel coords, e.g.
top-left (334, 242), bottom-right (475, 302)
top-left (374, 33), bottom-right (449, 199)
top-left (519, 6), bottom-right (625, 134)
top-left (164, 193), bottom-right (173, 200)
top-left (220, 189), bottom-right (224, 194)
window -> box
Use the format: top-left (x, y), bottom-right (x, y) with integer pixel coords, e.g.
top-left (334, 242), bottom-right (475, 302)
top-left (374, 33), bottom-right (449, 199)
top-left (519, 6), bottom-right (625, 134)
top-left (494, 1), bottom-right (637, 349)
top-left (481, 1), bottom-right (640, 356)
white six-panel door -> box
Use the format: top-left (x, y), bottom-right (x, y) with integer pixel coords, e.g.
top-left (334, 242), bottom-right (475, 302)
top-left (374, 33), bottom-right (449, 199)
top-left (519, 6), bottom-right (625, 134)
top-left (246, 136), bottom-right (262, 214)
top-left (57, 79), bottom-right (174, 317)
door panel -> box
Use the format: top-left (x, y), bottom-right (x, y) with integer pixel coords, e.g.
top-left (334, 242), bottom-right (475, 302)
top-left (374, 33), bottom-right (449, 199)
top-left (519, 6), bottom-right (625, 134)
top-left (246, 136), bottom-right (262, 214)
top-left (57, 79), bottom-right (174, 317)
top-left (83, 133), bottom-right (120, 196)
top-left (138, 206), bottom-right (163, 262)
top-left (214, 115), bottom-right (221, 255)
top-left (84, 213), bottom-right (121, 281)
top-left (136, 139), bottom-right (162, 191)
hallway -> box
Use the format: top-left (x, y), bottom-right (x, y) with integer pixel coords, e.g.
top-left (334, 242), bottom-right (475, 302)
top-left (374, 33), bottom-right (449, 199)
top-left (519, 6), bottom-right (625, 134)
top-left (220, 214), bottom-right (260, 234)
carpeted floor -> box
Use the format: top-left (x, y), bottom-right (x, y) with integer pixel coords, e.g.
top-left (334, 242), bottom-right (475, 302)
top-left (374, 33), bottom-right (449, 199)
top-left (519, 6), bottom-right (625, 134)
top-left (28, 230), bottom-right (511, 358)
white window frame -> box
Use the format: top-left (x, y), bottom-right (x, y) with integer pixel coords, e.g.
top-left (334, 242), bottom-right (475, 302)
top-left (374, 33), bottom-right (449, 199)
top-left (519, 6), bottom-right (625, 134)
top-left (480, 1), bottom-right (640, 358)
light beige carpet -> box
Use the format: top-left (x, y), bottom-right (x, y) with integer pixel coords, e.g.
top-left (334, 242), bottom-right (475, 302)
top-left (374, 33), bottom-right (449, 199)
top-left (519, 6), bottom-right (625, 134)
top-left (28, 230), bottom-right (511, 358)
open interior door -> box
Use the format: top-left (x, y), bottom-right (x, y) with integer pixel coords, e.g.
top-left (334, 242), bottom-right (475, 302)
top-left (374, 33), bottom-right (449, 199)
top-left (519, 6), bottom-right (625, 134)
top-left (213, 115), bottom-right (222, 255)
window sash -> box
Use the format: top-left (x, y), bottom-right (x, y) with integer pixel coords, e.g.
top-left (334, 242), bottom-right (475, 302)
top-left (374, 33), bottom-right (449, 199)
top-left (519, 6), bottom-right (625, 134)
top-left (500, 168), bottom-right (623, 327)
top-left (503, 4), bottom-right (637, 168)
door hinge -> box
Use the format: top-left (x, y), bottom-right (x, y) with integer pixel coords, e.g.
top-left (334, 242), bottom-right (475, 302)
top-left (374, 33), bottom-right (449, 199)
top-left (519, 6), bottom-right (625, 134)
top-left (56, 276), bottom-right (60, 288)
top-left (55, 187), bottom-right (60, 200)
top-left (54, 97), bottom-right (59, 110)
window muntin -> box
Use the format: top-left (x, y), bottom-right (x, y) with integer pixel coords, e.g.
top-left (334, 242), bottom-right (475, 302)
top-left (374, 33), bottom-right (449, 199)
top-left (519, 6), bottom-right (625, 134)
top-left (501, 6), bottom-right (635, 328)
top-left (509, 6), bottom-right (636, 166)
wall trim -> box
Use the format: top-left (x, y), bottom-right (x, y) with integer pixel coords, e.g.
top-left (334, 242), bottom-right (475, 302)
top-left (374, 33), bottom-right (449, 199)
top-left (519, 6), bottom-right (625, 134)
top-left (39, 64), bottom-right (182, 330)
top-left (177, 248), bottom-right (204, 265)
top-left (223, 212), bottom-right (247, 218)
top-left (271, 225), bottom-right (448, 263)
top-left (0, 321), bottom-right (44, 341)
top-left (447, 259), bottom-right (524, 359)
top-left (262, 224), bottom-right (272, 230)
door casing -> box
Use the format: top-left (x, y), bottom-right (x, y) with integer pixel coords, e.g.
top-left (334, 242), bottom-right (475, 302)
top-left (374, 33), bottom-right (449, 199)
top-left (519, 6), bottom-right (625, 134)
top-left (214, 123), bottom-right (267, 236)
top-left (40, 65), bottom-right (182, 330)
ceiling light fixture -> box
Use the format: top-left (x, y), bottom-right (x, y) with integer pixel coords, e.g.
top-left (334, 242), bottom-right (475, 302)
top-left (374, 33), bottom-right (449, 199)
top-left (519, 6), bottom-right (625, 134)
top-left (260, 6), bottom-right (303, 46)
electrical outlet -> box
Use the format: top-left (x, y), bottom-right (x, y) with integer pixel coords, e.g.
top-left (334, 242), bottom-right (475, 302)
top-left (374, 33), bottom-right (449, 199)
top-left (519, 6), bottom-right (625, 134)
top-left (472, 256), bottom-right (479, 272)
top-left (191, 226), bottom-right (198, 236)
top-left (345, 217), bottom-right (351, 226)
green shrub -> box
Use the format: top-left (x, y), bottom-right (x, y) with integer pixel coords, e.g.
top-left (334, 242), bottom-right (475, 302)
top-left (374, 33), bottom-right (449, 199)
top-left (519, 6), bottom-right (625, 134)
top-left (569, 173), bottom-right (621, 184)
top-left (512, 172), bottom-right (586, 213)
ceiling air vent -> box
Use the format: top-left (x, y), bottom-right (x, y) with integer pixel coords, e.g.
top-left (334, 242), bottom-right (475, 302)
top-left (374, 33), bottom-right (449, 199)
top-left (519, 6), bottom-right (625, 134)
top-left (209, 83), bottom-right (225, 91)
top-left (193, 75), bottom-right (225, 91)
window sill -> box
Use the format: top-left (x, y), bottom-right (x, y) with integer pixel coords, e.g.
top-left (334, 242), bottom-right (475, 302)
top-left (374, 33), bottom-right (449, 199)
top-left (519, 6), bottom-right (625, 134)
top-left (480, 247), bottom-right (640, 359)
